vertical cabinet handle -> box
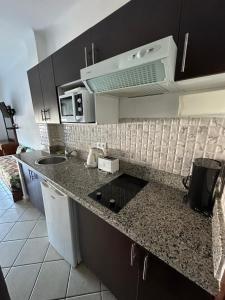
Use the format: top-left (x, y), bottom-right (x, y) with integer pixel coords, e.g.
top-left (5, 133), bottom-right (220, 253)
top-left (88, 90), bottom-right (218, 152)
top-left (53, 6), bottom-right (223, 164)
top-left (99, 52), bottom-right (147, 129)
top-left (181, 32), bottom-right (189, 72)
top-left (92, 42), bottom-right (95, 65)
top-left (142, 254), bottom-right (149, 281)
top-left (84, 47), bottom-right (88, 67)
top-left (130, 243), bottom-right (136, 266)
top-left (44, 109), bottom-right (50, 120)
top-left (41, 109), bottom-right (45, 121)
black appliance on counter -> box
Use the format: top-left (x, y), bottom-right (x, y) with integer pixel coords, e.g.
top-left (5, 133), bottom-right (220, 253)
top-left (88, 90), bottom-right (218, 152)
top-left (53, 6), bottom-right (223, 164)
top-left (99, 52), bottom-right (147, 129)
top-left (89, 174), bottom-right (148, 213)
top-left (183, 158), bottom-right (221, 217)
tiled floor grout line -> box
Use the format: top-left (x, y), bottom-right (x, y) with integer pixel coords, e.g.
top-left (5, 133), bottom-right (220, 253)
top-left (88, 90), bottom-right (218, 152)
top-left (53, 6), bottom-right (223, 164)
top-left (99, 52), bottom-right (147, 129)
top-left (2, 219), bottom-right (38, 241)
top-left (12, 260), bottom-right (48, 268)
top-left (0, 184), bottom-right (113, 300)
top-left (0, 203), bottom-right (32, 223)
top-left (13, 257), bottom-right (64, 268)
top-left (65, 265), bottom-right (72, 299)
top-left (27, 261), bottom-right (44, 300)
top-left (0, 217), bottom-right (36, 243)
top-left (28, 239), bottom-right (51, 300)
top-left (2, 216), bottom-right (43, 279)
top-left (5, 237), bottom-right (28, 280)
top-left (0, 221), bottom-right (18, 241)
top-left (65, 291), bottom-right (104, 300)
top-left (27, 235), bottom-right (48, 240)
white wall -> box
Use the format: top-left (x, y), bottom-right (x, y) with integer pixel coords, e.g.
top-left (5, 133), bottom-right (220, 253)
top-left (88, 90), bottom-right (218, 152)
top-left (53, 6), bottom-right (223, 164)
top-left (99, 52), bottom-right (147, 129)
top-left (0, 1), bottom-right (130, 148)
top-left (0, 30), bottom-right (42, 149)
top-left (35, 0), bottom-right (130, 59)
top-left (179, 89), bottom-right (225, 116)
top-left (0, 80), bottom-right (7, 140)
top-left (120, 94), bottom-right (180, 118)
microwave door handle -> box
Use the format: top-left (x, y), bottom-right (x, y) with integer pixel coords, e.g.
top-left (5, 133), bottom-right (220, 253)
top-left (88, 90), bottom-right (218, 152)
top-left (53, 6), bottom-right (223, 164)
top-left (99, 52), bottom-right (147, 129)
top-left (72, 94), bottom-right (77, 121)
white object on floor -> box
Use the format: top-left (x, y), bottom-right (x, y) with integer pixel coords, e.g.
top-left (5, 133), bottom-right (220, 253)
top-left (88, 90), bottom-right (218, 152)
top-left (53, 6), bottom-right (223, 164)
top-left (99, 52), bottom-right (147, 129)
top-left (41, 180), bottom-right (81, 267)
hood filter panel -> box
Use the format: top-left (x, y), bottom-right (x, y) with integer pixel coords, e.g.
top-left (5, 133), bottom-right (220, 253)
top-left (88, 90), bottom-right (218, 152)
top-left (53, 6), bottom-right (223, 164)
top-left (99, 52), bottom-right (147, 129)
top-left (87, 60), bottom-right (166, 93)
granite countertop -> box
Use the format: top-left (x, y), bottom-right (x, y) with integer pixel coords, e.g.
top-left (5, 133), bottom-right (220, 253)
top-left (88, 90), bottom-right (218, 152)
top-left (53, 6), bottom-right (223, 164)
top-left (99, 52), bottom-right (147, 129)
top-left (14, 151), bottom-right (219, 296)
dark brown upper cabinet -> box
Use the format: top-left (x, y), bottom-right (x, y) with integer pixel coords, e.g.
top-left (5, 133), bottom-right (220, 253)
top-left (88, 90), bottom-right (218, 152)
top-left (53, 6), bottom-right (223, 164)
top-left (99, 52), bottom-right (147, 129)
top-left (28, 57), bottom-right (59, 124)
top-left (89, 0), bottom-right (182, 64)
top-left (27, 65), bottom-right (45, 123)
top-left (175, 0), bottom-right (225, 81)
top-left (52, 0), bottom-right (181, 86)
top-left (52, 30), bottom-right (92, 86)
top-left (39, 57), bottom-right (60, 124)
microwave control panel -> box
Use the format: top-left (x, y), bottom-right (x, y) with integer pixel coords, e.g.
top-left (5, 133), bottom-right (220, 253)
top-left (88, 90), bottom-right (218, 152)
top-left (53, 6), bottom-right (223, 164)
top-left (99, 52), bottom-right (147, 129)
top-left (75, 94), bottom-right (83, 118)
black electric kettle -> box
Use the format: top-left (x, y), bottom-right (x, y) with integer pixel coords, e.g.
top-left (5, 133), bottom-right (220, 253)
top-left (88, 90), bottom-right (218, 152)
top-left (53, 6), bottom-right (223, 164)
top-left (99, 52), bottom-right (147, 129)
top-left (182, 158), bottom-right (221, 217)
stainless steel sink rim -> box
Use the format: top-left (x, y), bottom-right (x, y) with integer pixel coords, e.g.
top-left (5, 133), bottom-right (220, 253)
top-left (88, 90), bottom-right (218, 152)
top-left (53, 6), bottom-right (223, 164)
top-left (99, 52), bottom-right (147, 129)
top-left (35, 155), bottom-right (67, 165)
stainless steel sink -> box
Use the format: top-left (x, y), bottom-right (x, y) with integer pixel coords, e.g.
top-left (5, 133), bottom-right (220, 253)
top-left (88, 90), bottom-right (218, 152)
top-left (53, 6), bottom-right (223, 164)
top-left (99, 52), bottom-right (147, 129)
top-left (35, 156), bottom-right (67, 165)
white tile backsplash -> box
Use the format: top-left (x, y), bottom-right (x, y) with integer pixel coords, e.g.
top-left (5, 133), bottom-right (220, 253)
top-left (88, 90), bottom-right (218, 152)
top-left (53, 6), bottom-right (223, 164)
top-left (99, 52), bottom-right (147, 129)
top-left (39, 117), bottom-right (225, 176)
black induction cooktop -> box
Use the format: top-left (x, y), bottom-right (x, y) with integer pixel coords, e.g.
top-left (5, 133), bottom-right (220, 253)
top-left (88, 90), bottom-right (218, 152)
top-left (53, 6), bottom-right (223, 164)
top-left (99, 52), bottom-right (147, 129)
top-left (88, 174), bottom-right (148, 213)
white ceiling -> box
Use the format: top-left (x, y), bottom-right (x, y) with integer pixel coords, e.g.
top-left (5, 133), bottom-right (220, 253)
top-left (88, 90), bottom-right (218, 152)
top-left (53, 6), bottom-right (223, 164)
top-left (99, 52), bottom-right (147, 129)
top-left (0, 0), bottom-right (77, 76)
top-left (0, 0), bottom-right (77, 30)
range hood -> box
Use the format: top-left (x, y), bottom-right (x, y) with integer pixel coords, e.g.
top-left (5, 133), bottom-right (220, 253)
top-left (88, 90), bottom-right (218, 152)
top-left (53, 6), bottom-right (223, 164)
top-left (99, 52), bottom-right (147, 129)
top-left (81, 36), bottom-right (177, 97)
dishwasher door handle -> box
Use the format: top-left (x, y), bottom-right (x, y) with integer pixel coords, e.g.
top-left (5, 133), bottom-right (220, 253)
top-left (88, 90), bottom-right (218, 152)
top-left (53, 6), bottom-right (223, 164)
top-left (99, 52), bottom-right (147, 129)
top-left (41, 180), bottom-right (65, 197)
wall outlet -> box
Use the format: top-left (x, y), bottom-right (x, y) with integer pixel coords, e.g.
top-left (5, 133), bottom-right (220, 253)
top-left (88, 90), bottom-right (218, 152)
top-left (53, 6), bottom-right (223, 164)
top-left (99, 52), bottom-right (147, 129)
top-left (97, 142), bottom-right (107, 150)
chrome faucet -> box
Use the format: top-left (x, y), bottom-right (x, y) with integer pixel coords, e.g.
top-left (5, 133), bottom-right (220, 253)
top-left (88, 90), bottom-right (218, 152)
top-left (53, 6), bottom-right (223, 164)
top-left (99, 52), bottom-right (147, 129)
top-left (53, 139), bottom-right (76, 158)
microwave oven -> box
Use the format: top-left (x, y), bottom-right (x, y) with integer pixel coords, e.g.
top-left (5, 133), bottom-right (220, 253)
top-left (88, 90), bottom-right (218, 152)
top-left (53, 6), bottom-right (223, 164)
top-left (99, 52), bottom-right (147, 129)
top-left (59, 87), bottom-right (95, 123)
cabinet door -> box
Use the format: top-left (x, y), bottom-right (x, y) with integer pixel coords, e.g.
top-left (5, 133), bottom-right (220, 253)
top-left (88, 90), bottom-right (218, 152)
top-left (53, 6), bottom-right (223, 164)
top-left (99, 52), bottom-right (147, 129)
top-left (175, 0), bottom-right (225, 81)
top-left (39, 57), bottom-right (60, 124)
top-left (52, 31), bottom-right (92, 86)
top-left (77, 204), bottom-right (139, 300)
top-left (138, 250), bottom-right (213, 300)
top-left (22, 164), bottom-right (45, 215)
top-left (27, 66), bottom-right (45, 123)
top-left (89, 0), bottom-right (181, 63)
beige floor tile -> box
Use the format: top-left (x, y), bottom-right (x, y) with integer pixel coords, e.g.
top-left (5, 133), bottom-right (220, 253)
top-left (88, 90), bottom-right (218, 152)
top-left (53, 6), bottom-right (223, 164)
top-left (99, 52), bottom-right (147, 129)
top-left (44, 244), bottom-right (63, 262)
top-left (0, 208), bottom-right (24, 223)
top-left (29, 220), bottom-right (47, 238)
top-left (101, 291), bottom-right (117, 300)
top-left (0, 222), bottom-right (15, 240)
top-left (19, 207), bottom-right (41, 221)
top-left (14, 237), bottom-right (49, 266)
top-left (30, 260), bottom-right (70, 300)
top-left (0, 240), bottom-right (26, 267)
top-left (66, 293), bottom-right (101, 300)
top-left (4, 220), bottom-right (36, 241)
top-left (6, 263), bottom-right (41, 300)
top-left (67, 263), bottom-right (101, 298)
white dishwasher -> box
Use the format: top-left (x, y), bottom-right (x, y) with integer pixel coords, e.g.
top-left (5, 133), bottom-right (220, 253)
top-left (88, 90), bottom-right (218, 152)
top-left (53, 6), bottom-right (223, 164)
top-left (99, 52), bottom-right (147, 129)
top-left (41, 180), bottom-right (81, 267)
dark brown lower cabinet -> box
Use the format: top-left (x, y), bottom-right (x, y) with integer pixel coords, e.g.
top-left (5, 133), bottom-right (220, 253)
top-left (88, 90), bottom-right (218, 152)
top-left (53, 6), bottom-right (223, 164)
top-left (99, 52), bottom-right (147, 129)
top-left (77, 203), bottom-right (139, 300)
top-left (77, 204), bottom-right (213, 300)
top-left (22, 164), bottom-right (45, 215)
top-left (137, 248), bottom-right (213, 300)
